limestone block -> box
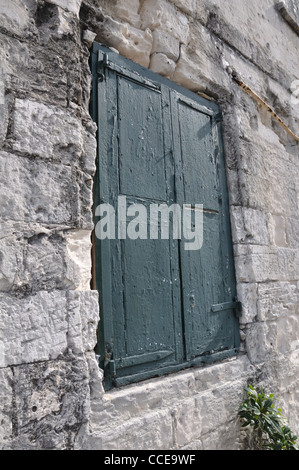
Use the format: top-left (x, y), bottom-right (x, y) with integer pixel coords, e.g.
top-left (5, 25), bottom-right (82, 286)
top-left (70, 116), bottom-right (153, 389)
top-left (113, 0), bottom-right (141, 28)
top-left (0, 0), bottom-right (33, 36)
top-left (245, 321), bottom-right (276, 364)
top-left (173, 35), bottom-right (230, 93)
top-left (238, 171), bottom-right (271, 213)
top-left (234, 244), bottom-right (281, 283)
top-left (0, 50), bottom-right (9, 146)
top-left (151, 29), bottom-right (180, 61)
top-left (286, 216), bottom-right (299, 248)
top-left (45, 0), bottom-right (82, 16)
top-left (65, 230), bottom-right (93, 291)
top-left (230, 206), bottom-right (269, 245)
top-left (201, 419), bottom-right (244, 450)
top-left (0, 222), bottom-right (93, 294)
top-left (0, 290), bottom-right (99, 368)
top-left (0, 35), bottom-right (68, 106)
top-left (98, 17), bottom-right (153, 68)
top-left (192, 356), bottom-right (251, 392)
top-left (21, 230), bottom-right (72, 292)
top-left (150, 53), bottom-right (176, 78)
top-left (237, 282), bottom-right (258, 324)
top-left (0, 152), bottom-right (92, 228)
top-left (82, 29), bottom-right (97, 48)
top-left (65, 290), bottom-right (99, 354)
top-left (82, 128), bottom-right (97, 175)
top-left (0, 368), bottom-right (13, 448)
top-left (258, 282), bottom-right (298, 321)
top-left (0, 233), bottom-right (22, 292)
top-left (172, 46), bottom-right (203, 92)
top-left (276, 247), bottom-right (299, 282)
top-left (195, 381), bottom-right (244, 436)
top-left (9, 355), bottom-right (90, 450)
top-left (206, 0), bottom-right (299, 82)
top-left (276, 314), bottom-right (299, 356)
top-left (140, 0), bottom-right (190, 44)
top-left (13, 99), bottom-right (84, 164)
top-left (54, 7), bottom-right (76, 36)
top-left (226, 169), bottom-right (242, 205)
top-left (91, 356), bottom-right (250, 434)
top-left (268, 214), bottom-right (288, 247)
top-left (173, 398), bottom-right (202, 447)
top-left (90, 409), bottom-right (174, 450)
top-left (168, 0), bottom-right (196, 15)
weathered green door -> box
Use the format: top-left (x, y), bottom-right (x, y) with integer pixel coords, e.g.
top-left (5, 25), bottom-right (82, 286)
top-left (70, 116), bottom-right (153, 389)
top-left (92, 44), bottom-right (240, 389)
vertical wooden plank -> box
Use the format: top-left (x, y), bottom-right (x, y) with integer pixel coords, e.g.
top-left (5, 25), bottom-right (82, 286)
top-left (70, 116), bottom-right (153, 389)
top-left (117, 77), bottom-right (167, 201)
top-left (211, 117), bottom-right (240, 352)
top-left (103, 71), bottom-right (183, 380)
top-left (93, 60), bottom-right (115, 379)
top-left (171, 91), bottom-right (239, 360)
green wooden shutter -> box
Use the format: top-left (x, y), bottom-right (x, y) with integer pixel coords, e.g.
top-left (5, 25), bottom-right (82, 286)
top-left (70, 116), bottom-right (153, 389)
top-left (92, 44), bottom-right (240, 389)
top-left (171, 93), bottom-right (240, 362)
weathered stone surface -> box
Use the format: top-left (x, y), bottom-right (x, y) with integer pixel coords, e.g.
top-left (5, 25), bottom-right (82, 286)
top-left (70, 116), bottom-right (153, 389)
top-left (97, 16), bottom-right (153, 68)
top-left (6, 354), bottom-right (91, 450)
top-left (65, 229), bottom-right (93, 291)
top-left (90, 409), bottom-right (174, 450)
top-left (0, 290), bottom-right (99, 368)
top-left (113, 0), bottom-right (141, 28)
top-left (257, 281), bottom-right (298, 321)
top-left (245, 321), bottom-right (276, 364)
top-left (84, 356), bottom-right (251, 449)
top-left (0, 0), bottom-right (37, 37)
top-left (45, 0), bottom-right (82, 17)
top-left (0, 152), bottom-right (93, 228)
top-left (230, 206), bottom-right (270, 245)
top-left (0, 35), bottom-right (68, 106)
top-left (0, 222), bottom-right (93, 293)
top-left (268, 214), bottom-right (288, 247)
top-left (234, 245), bottom-right (282, 283)
top-left (277, 0), bottom-right (299, 34)
top-left (0, 368), bottom-right (13, 449)
top-left (151, 29), bottom-right (180, 61)
top-left (237, 282), bottom-right (258, 324)
top-left (286, 216), bottom-right (299, 248)
top-left (0, 49), bottom-right (9, 146)
top-left (172, 27), bottom-right (231, 94)
top-left (13, 99), bottom-right (84, 163)
top-left (150, 52), bottom-right (176, 78)
top-left (168, 0), bottom-right (196, 16)
top-left (201, 419), bottom-right (243, 450)
top-left (140, 0), bottom-right (190, 44)
top-left (205, 0), bottom-right (299, 84)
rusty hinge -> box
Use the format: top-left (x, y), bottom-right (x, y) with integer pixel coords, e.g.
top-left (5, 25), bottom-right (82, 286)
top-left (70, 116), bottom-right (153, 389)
top-left (211, 300), bottom-right (242, 317)
top-left (97, 52), bottom-right (109, 81)
top-left (97, 52), bottom-right (109, 72)
top-left (109, 360), bottom-right (116, 378)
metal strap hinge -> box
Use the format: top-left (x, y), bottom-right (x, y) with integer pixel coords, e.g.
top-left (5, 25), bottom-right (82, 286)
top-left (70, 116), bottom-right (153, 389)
top-left (97, 52), bottom-right (109, 72)
top-left (211, 300), bottom-right (242, 317)
top-left (97, 52), bottom-right (109, 81)
top-left (109, 360), bottom-right (116, 377)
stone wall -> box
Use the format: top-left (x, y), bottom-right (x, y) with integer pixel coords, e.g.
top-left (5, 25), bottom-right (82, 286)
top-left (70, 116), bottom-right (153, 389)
top-left (0, 0), bottom-right (298, 450)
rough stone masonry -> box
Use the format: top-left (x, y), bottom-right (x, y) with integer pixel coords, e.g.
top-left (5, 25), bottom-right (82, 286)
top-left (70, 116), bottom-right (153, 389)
top-left (0, 0), bottom-right (298, 450)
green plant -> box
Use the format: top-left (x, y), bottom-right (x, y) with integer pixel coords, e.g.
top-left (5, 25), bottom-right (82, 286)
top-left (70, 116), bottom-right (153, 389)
top-left (239, 385), bottom-right (299, 450)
